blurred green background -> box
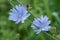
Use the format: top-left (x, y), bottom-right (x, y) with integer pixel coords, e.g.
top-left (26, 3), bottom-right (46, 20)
top-left (0, 0), bottom-right (60, 40)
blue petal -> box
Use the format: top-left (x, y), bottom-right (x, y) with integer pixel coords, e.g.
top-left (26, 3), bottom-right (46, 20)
top-left (21, 13), bottom-right (30, 23)
top-left (36, 29), bottom-right (41, 34)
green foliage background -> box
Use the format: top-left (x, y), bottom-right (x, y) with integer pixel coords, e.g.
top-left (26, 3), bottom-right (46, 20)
top-left (0, 0), bottom-right (60, 40)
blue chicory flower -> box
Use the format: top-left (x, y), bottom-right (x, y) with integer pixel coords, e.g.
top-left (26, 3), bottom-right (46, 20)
top-left (9, 5), bottom-right (30, 24)
top-left (31, 15), bottom-right (51, 34)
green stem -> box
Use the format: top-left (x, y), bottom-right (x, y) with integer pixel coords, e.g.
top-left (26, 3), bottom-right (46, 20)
top-left (33, 0), bottom-right (36, 9)
top-left (44, 32), bottom-right (60, 40)
top-left (43, 0), bottom-right (52, 19)
top-left (8, 0), bottom-right (15, 7)
top-left (50, 27), bottom-right (57, 40)
top-left (16, 0), bottom-right (22, 5)
top-left (8, 0), bottom-right (22, 7)
top-left (40, 33), bottom-right (46, 40)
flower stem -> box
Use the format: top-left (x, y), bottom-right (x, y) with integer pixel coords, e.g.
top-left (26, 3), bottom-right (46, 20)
top-left (43, 0), bottom-right (52, 19)
top-left (16, 0), bottom-right (22, 5)
top-left (40, 33), bottom-right (46, 40)
top-left (8, 0), bottom-right (15, 7)
top-left (28, 10), bottom-right (37, 18)
top-left (50, 27), bottom-right (57, 40)
top-left (43, 32), bottom-right (60, 40)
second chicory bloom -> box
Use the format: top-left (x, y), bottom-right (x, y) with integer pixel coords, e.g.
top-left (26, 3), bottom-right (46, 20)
top-left (9, 5), bottom-right (30, 24)
top-left (31, 15), bottom-right (51, 34)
